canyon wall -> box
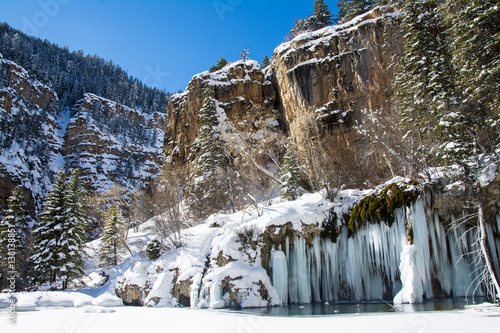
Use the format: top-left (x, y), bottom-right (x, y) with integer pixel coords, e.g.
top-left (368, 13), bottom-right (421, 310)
top-left (162, 7), bottom-right (404, 191)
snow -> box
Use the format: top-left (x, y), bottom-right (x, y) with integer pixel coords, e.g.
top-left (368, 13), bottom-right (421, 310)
top-left (0, 291), bottom-right (122, 311)
top-left (1, 303), bottom-right (499, 333)
top-left (275, 6), bottom-right (399, 59)
top-left (479, 161), bottom-right (499, 186)
top-left (98, 179), bottom-right (497, 309)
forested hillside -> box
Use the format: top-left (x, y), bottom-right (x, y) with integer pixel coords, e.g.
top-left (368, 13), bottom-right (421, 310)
top-left (0, 23), bottom-right (170, 113)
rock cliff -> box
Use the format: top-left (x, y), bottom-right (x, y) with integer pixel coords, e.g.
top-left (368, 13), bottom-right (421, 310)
top-left (162, 6), bottom-right (404, 192)
top-left (272, 7), bottom-right (404, 186)
top-left (164, 60), bottom-right (283, 168)
top-left (0, 53), bottom-right (60, 211)
top-left (65, 93), bottom-right (167, 191)
top-left (0, 54), bottom-right (168, 211)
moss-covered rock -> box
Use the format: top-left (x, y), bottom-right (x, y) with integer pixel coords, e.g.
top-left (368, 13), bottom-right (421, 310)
top-left (348, 181), bottom-right (420, 234)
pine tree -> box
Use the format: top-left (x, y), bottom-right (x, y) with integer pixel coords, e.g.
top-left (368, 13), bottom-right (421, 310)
top-left (30, 168), bottom-right (88, 289)
top-left (0, 187), bottom-right (32, 290)
top-left (438, 0), bottom-right (500, 301)
top-left (61, 169), bottom-right (88, 285)
top-left (337, 0), bottom-right (375, 23)
top-left (186, 87), bottom-right (228, 216)
top-left (289, 15), bottom-right (317, 38)
top-left (313, 0), bottom-right (334, 28)
top-left (442, 0), bottom-right (500, 154)
top-left (444, 0), bottom-right (499, 114)
top-left (261, 55), bottom-right (270, 69)
top-left (280, 148), bottom-right (302, 201)
top-left (99, 203), bottom-right (126, 267)
top-left (394, 0), bottom-right (455, 178)
top-left (209, 57), bottom-right (228, 73)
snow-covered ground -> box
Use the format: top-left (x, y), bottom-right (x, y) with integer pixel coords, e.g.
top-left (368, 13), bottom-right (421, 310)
top-left (1, 302), bottom-right (499, 333)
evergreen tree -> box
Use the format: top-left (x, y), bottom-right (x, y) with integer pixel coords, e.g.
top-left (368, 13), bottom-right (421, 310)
top-left (337, 0), bottom-right (375, 23)
top-left (261, 55), bottom-right (270, 69)
top-left (0, 23), bottom-right (171, 113)
top-left (442, 0), bottom-right (500, 145)
top-left (0, 187), bottom-right (32, 290)
top-left (210, 57), bottom-right (228, 73)
top-left (394, 0), bottom-right (455, 178)
top-left (394, 0), bottom-right (500, 301)
top-left (280, 148), bottom-right (302, 201)
top-left (289, 15), bottom-right (317, 38)
top-left (30, 168), bottom-right (88, 289)
top-left (187, 87), bottom-right (228, 216)
top-left (438, 0), bottom-right (500, 301)
top-left (313, 0), bottom-right (334, 28)
top-left (146, 238), bottom-right (162, 260)
top-left (289, 0), bottom-right (334, 38)
top-left (62, 169), bottom-right (88, 281)
top-left (99, 203), bottom-right (126, 267)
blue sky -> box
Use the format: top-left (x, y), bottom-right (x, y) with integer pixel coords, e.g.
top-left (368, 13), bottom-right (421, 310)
top-left (0, 0), bottom-right (339, 93)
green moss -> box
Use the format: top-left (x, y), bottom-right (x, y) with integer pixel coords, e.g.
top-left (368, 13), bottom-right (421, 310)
top-left (348, 181), bottom-right (421, 235)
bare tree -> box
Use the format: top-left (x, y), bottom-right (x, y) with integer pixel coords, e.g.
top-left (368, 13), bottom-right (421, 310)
top-left (240, 48), bottom-right (250, 61)
top-left (152, 181), bottom-right (186, 248)
top-left (450, 203), bottom-right (500, 303)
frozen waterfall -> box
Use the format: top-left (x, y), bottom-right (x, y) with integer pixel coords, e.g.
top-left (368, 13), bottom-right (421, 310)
top-left (271, 250), bottom-right (288, 305)
top-left (270, 199), bottom-right (495, 304)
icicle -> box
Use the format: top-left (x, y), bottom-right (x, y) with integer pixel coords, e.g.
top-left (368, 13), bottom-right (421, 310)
top-left (296, 238), bottom-right (311, 303)
top-left (429, 213), bottom-right (452, 295)
top-left (209, 282), bottom-right (225, 309)
top-left (310, 237), bottom-right (322, 302)
top-left (485, 223), bottom-right (500, 276)
top-left (271, 250), bottom-right (288, 305)
top-left (408, 199), bottom-right (434, 299)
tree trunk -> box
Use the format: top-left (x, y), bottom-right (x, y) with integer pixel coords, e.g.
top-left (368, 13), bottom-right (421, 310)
top-left (477, 195), bottom-right (500, 303)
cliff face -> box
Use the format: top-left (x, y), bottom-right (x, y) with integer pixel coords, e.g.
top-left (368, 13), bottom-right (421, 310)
top-left (0, 53), bottom-right (60, 211)
top-left (272, 7), bottom-right (403, 186)
top-left (65, 93), bottom-right (167, 191)
top-left (163, 60), bottom-right (285, 192)
top-left (0, 54), bottom-right (167, 210)
top-left (163, 7), bottom-right (404, 190)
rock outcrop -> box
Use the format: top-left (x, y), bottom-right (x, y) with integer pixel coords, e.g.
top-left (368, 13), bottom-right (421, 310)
top-left (163, 60), bottom-right (284, 173)
top-left (65, 93), bottom-right (167, 191)
top-left (272, 7), bottom-right (404, 186)
top-left (162, 6), bottom-right (404, 191)
top-left (113, 180), bottom-right (500, 308)
top-left (0, 54), bottom-right (60, 210)
top-left (0, 55), bottom-right (168, 210)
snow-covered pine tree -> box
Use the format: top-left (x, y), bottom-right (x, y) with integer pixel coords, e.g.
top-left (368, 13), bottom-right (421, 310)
top-left (337, 0), bottom-right (375, 23)
top-left (261, 55), bottom-right (270, 69)
top-left (436, 0), bottom-right (500, 302)
top-left (443, 0), bottom-right (500, 116)
top-left (99, 203), bottom-right (126, 267)
top-left (61, 169), bottom-right (88, 286)
top-left (186, 86), bottom-right (228, 217)
top-left (30, 168), bottom-right (87, 289)
top-left (289, 15), bottom-right (317, 38)
top-left (313, 0), bottom-right (334, 28)
top-left (394, 0), bottom-right (455, 179)
top-left (280, 148), bottom-right (302, 201)
top-left (0, 187), bottom-right (32, 290)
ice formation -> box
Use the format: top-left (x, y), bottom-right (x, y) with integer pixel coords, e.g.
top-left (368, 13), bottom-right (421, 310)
top-left (114, 192), bottom-right (498, 308)
top-left (269, 198), bottom-right (492, 304)
top-left (393, 245), bottom-right (423, 304)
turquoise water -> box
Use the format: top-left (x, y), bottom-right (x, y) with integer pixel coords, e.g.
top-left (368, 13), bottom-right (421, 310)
top-left (225, 298), bottom-right (485, 317)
